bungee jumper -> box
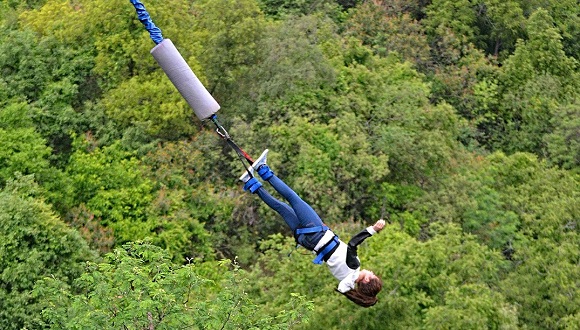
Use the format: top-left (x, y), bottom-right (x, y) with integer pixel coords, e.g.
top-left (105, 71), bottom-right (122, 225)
top-left (129, 0), bottom-right (384, 307)
top-left (241, 150), bottom-right (385, 307)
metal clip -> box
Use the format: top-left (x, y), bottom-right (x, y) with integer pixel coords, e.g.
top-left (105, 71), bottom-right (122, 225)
top-left (215, 127), bottom-right (227, 139)
top-left (210, 115), bottom-right (231, 140)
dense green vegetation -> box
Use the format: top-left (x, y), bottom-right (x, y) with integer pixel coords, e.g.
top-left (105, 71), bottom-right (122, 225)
top-left (1, 0), bottom-right (578, 328)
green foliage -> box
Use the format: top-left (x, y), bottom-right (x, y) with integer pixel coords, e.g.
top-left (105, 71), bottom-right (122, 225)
top-left (191, 0), bottom-right (268, 103)
top-left (231, 14), bottom-right (338, 126)
top-left (266, 114), bottom-right (389, 221)
top-left (36, 242), bottom-right (313, 329)
top-left (484, 9), bottom-right (580, 155)
top-left (502, 236), bottom-right (580, 329)
top-left (20, 0), bottom-right (198, 89)
top-left (423, 0), bottom-right (527, 58)
top-left (474, 0), bottom-right (525, 57)
top-left (545, 100), bottom-right (580, 171)
top-left (258, 0), bottom-right (340, 18)
top-left (344, 2), bottom-right (431, 69)
top-left (418, 152), bottom-right (580, 328)
top-left (0, 102), bottom-right (51, 185)
top-left (65, 139), bottom-right (215, 262)
top-left (244, 234), bottom-right (329, 316)
top-left (501, 9), bottom-right (577, 94)
top-left (500, 168), bottom-right (580, 328)
top-left (424, 0), bottom-right (478, 46)
top-left (422, 284), bottom-right (519, 329)
top-left (3, 0), bottom-right (48, 11)
top-left (0, 29), bottom-right (57, 102)
top-left (0, 18), bottom-right (95, 163)
top-left (101, 72), bottom-right (198, 141)
top-left (2, 0), bottom-right (579, 328)
top-left (417, 153), bottom-right (522, 250)
top-left (524, 0), bottom-right (580, 60)
top-left (365, 223), bottom-right (515, 330)
top-left (141, 138), bottom-right (237, 263)
top-left (66, 140), bottom-right (154, 227)
top-left (0, 174), bottom-right (95, 330)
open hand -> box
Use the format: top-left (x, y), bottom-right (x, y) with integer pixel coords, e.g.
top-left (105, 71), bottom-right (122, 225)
top-left (373, 219), bottom-right (386, 232)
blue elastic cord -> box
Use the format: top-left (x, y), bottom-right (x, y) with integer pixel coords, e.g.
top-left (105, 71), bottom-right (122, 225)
top-left (129, 0), bottom-right (164, 44)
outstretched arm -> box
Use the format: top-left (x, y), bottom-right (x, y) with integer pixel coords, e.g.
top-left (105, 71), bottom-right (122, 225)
top-left (345, 220), bottom-right (385, 269)
top-left (348, 219), bottom-right (385, 249)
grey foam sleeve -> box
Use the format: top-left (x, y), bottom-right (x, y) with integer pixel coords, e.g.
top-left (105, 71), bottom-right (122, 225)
top-left (150, 39), bottom-right (220, 120)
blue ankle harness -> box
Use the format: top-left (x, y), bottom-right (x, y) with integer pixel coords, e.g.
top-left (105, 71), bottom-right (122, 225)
top-left (295, 225), bottom-right (339, 264)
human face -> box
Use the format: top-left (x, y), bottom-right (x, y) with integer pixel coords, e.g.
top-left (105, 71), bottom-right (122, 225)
top-left (357, 269), bottom-right (377, 284)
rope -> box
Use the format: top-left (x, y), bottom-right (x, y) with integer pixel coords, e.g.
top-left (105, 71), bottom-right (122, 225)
top-left (129, 0), bottom-right (164, 44)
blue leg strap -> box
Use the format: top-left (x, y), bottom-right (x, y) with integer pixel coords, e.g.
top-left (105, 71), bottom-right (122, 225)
top-left (243, 177), bottom-right (262, 193)
top-left (295, 225), bottom-right (329, 235)
top-left (257, 165), bottom-right (273, 181)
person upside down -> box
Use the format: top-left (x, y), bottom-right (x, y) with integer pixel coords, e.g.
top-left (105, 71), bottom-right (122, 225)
top-left (240, 149), bottom-right (385, 307)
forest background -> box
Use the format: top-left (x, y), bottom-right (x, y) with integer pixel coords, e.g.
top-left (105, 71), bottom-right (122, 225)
top-left (0, 0), bottom-right (578, 329)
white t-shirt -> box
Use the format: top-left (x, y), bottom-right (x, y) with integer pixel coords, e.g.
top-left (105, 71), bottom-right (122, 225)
top-left (313, 226), bottom-right (377, 293)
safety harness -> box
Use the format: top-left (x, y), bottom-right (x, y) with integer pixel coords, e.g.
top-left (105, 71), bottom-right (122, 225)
top-left (295, 225), bottom-right (340, 264)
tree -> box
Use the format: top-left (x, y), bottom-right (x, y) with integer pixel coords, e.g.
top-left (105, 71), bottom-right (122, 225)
top-left (265, 113), bottom-right (389, 221)
top-left (481, 9), bottom-right (579, 156)
top-left (19, 0), bottom-right (200, 90)
top-left (230, 14), bottom-right (337, 126)
top-left (257, 0), bottom-right (340, 18)
top-left (0, 102), bottom-right (52, 185)
top-left (0, 174), bottom-right (95, 330)
top-left (65, 137), bottom-right (222, 263)
top-left (423, 0), bottom-right (478, 51)
top-left (544, 100), bottom-right (580, 171)
top-left (475, 0), bottom-right (525, 57)
top-left (344, 1), bottom-right (431, 69)
top-left (487, 153), bottom-right (580, 328)
top-left (36, 241), bottom-right (313, 329)
top-left (331, 53), bottom-right (463, 188)
top-left (0, 21), bottom-right (93, 163)
top-left (416, 151), bottom-right (580, 328)
top-left (15, 0), bottom-right (210, 156)
top-left (100, 72), bottom-right (199, 142)
top-left (523, 0), bottom-right (580, 60)
top-left (191, 0), bottom-right (268, 106)
top-left (65, 140), bottom-right (156, 242)
top-left (416, 153), bottom-right (522, 252)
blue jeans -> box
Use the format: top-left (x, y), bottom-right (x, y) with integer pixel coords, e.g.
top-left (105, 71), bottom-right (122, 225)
top-left (256, 174), bottom-right (325, 250)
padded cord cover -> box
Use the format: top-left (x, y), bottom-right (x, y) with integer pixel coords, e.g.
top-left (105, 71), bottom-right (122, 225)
top-left (150, 39), bottom-right (220, 120)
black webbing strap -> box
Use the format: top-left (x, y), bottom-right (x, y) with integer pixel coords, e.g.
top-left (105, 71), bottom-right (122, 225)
top-left (225, 139), bottom-right (254, 165)
top-left (209, 114), bottom-right (254, 174)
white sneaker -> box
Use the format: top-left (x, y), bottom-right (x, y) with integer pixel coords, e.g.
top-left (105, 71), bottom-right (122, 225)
top-left (239, 167), bottom-right (254, 183)
top-left (238, 149), bottom-right (269, 182)
top-left (252, 149), bottom-right (269, 170)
